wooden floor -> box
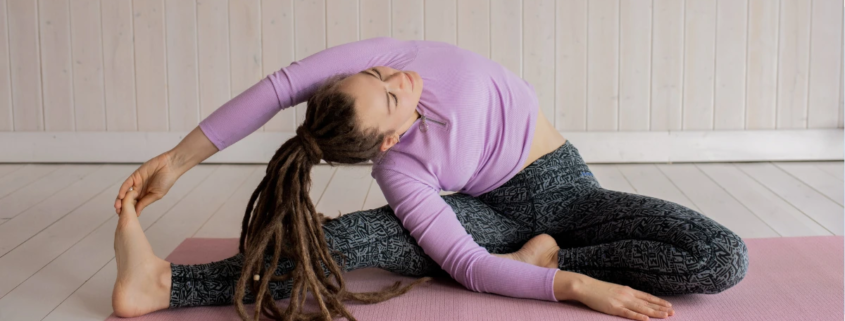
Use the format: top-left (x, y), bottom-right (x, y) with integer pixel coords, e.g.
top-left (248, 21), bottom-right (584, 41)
top-left (0, 161), bottom-right (841, 320)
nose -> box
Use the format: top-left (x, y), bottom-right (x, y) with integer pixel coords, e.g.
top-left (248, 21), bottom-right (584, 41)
top-left (390, 71), bottom-right (407, 91)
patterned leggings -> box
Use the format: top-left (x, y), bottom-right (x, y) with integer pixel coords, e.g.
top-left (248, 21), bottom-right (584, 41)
top-left (169, 141), bottom-right (750, 308)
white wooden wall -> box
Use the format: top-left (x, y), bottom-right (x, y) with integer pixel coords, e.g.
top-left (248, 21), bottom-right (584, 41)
top-left (0, 0), bottom-right (843, 163)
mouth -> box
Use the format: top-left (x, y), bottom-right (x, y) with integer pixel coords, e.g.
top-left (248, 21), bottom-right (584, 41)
top-left (405, 72), bottom-right (414, 90)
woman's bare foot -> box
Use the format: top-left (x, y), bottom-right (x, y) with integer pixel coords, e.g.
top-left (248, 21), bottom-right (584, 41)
top-left (493, 234), bottom-right (560, 268)
top-left (112, 188), bottom-right (172, 317)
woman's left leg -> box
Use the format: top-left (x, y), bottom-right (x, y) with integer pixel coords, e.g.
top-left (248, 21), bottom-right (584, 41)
top-left (541, 186), bottom-right (750, 296)
top-left (514, 142), bottom-right (750, 296)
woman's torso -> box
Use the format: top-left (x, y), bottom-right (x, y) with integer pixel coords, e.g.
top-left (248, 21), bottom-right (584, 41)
top-left (372, 39), bottom-right (563, 196)
top-left (522, 107), bottom-right (567, 171)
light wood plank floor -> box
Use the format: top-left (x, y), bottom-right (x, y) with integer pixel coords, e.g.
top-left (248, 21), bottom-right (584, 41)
top-left (0, 161), bottom-right (840, 320)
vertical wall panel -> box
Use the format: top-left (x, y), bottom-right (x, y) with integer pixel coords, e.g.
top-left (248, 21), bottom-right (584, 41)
top-left (424, 0), bottom-right (456, 44)
top-left (807, 0), bottom-right (843, 128)
top-left (229, 0), bottom-right (262, 111)
top-left (682, 0), bottom-right (716, 130)
top-left (360, 0), bottom-right (390, 39)
top-left (714, 0), bottom-right (747, 130)
top-left (327, 0), bottom-right (358, 48)
top-left (775, 0), bottom-right (810, 129)
top-left (39, 0), bottom-right (74, 131)
top-left (555, 0), bottom-right (587, 131)
top-left (229, 0), bottom-right (263, 128)
top-left (490, 0), bottom-right (521, 76)
top-left (70, 0), bottom-right (105, 131)
top-left (392, 0), bottom-right (423, 41)
top-left (618, 0), bottom-right (651, 131)
top-left (165, 0), bottom-right (199, 131)
top-left (133, 0), bottom-right (168, 131)
top-left (650, 0), bottom-right (683, 131)
top-left (839, 45), bottom-right (845, 128)
top-left (294, 0), bottom-right (325, 125)
top-left (9, 0), bottom-right (43, 131)
top-left (746, 0), bottom-right (778, 130)
top-left (0, 0), bottom-right (11, 131)
top-left (263, 0), bottom-right (296, 132)
top-left (586, 0), bottom-right (619, 131)
top-left (524, 0), bottom-right (555, 127)
top-left (102, 0), bottom-right (136, 131)
top-left (3, 0), bottom-right (843, 135)
top-left (197, 0), bottom-right (230, 122)
top-left (457, 0), bottom-right (489, 58)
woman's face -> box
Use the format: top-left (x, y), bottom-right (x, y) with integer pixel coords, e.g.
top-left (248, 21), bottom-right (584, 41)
top-left (337, 66), bottom-right (423, 151)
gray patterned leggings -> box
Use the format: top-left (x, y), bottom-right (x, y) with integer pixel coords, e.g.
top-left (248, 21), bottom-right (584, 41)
top-left (169, 141), bottom-right (750, 308)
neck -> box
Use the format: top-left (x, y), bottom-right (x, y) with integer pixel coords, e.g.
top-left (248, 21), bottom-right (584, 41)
top-left (398, 109), bottom-right (421, 137)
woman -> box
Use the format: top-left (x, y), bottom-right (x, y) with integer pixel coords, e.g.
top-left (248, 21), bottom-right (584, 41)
top-left (112, 37), bottom-right (747, 321)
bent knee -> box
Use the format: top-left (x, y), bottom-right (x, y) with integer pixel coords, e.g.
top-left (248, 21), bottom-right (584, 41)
top-left (702, 236), bottom-right (750, 294)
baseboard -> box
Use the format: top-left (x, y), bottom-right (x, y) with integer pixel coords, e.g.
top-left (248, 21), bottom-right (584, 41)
top-left (0, 129), bottom-right (841, 164)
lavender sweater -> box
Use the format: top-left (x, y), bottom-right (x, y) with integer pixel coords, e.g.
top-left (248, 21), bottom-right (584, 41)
top-left (198, 37), bottom-right (559, 302)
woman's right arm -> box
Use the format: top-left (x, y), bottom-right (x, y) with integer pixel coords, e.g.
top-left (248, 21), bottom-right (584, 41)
top-left (116, 37), bottom-right (418, 214)
top-left (114, 126), bottom-right (217, 215)
top-left (199, 36), bottom-right (418, 151)
top-left (168, 126), bottom-right (219, 175)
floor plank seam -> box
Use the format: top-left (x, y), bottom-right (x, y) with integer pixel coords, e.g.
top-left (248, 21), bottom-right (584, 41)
top-left (361, 179), bottom-right (376, 211)
top-left (191, 166), bottom-right (261, 238)
top-left (731, 163), bottom-right (837, 235)
top-left (772, 162), bottom-right (845, 207)
top-left (0, 165), bottom-right (63, 208)
top-left (0, 208), bottom-right (117, 302)
top-left (693, 164), bottom-right (784, 237)
top-left (0, 166), bottom-right (121, 260)
top-left (652, 165), bottom-right (702, 212)
top-left (0, 164), bottom-right (26, 180)
top-left (42, 251), bottom-right (115, 321)
top-left (141, 165), bottom-right (223, 236)
top-left (315, 166), bottom-right (338, 207)
top-left (812, 163), bottom-right (844, 181)
top-left (611, 165), bottom-right (639, 193)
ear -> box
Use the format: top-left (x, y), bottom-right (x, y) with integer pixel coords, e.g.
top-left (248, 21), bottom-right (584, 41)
top-left (380, 134), bottom-right (400, 152)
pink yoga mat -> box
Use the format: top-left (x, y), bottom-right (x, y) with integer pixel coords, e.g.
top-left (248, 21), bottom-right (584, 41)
top-left (107, 236), bottom-right (844, 321)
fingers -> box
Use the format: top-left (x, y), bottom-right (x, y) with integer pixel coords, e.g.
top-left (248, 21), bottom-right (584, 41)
top-left (115, 175), bottom-right (137, 214)
top-left (647, 302), bottom-right (672, 313)
top-left (134, 194), bottom-right (159, 217)
top-left (119, 175), bottom-right (136, 199)
top-left (619, 287), bottom-right (673, 320)
top-left (628, 301), bottom-right (672, 320)
top-left (634, 291), bottom-right (672, 308)
top-left (121, 186), bottom-right (139, 208)
top-left (620, 308), bottom-right (650, 321)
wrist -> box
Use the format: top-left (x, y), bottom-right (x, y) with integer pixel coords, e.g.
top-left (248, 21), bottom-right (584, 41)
top-left (553, 270), bottom-right (589, 301)
top-left (167, 126), bottom-right (219, 174)
top-left (165, 149), bottom-right (190, 175)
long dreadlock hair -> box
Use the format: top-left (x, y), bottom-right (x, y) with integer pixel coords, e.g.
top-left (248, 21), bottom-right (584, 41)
top-left (234, 73), bottom-right (432, 321)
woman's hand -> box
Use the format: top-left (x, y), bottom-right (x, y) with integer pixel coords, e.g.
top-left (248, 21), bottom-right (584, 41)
top-left (575, 277), bottom-right (675, 321)
top-left (114, 152), bottom-right (181, 217)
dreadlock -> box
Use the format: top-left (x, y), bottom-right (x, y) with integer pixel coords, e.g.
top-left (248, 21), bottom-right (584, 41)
top-left (234, 73), bottom-right (433, 321)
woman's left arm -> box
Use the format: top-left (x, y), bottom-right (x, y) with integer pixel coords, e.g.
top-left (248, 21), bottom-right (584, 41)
top-left (372, 168), bottom-right (560, 302)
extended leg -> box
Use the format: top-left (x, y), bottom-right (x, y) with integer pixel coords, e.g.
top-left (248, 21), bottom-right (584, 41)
top-left (169, 192), bottom-right (536, 308)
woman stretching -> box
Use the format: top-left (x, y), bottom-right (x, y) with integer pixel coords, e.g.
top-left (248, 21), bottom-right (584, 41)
top-left (111, 37), bottom-right (748, 321)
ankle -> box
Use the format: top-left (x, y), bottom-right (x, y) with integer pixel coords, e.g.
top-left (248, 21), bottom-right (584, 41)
top-left (545, 246), bottom-right (560, 269)
top-left (157, 259), bottom-right (173, 303)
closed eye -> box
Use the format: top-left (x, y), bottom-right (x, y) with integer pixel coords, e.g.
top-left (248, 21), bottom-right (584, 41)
top-left (369, 68), bottom-right (399, 108)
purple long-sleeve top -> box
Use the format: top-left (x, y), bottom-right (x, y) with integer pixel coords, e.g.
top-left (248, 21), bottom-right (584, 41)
top-left (198, 37), bottom-right (559, 302)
